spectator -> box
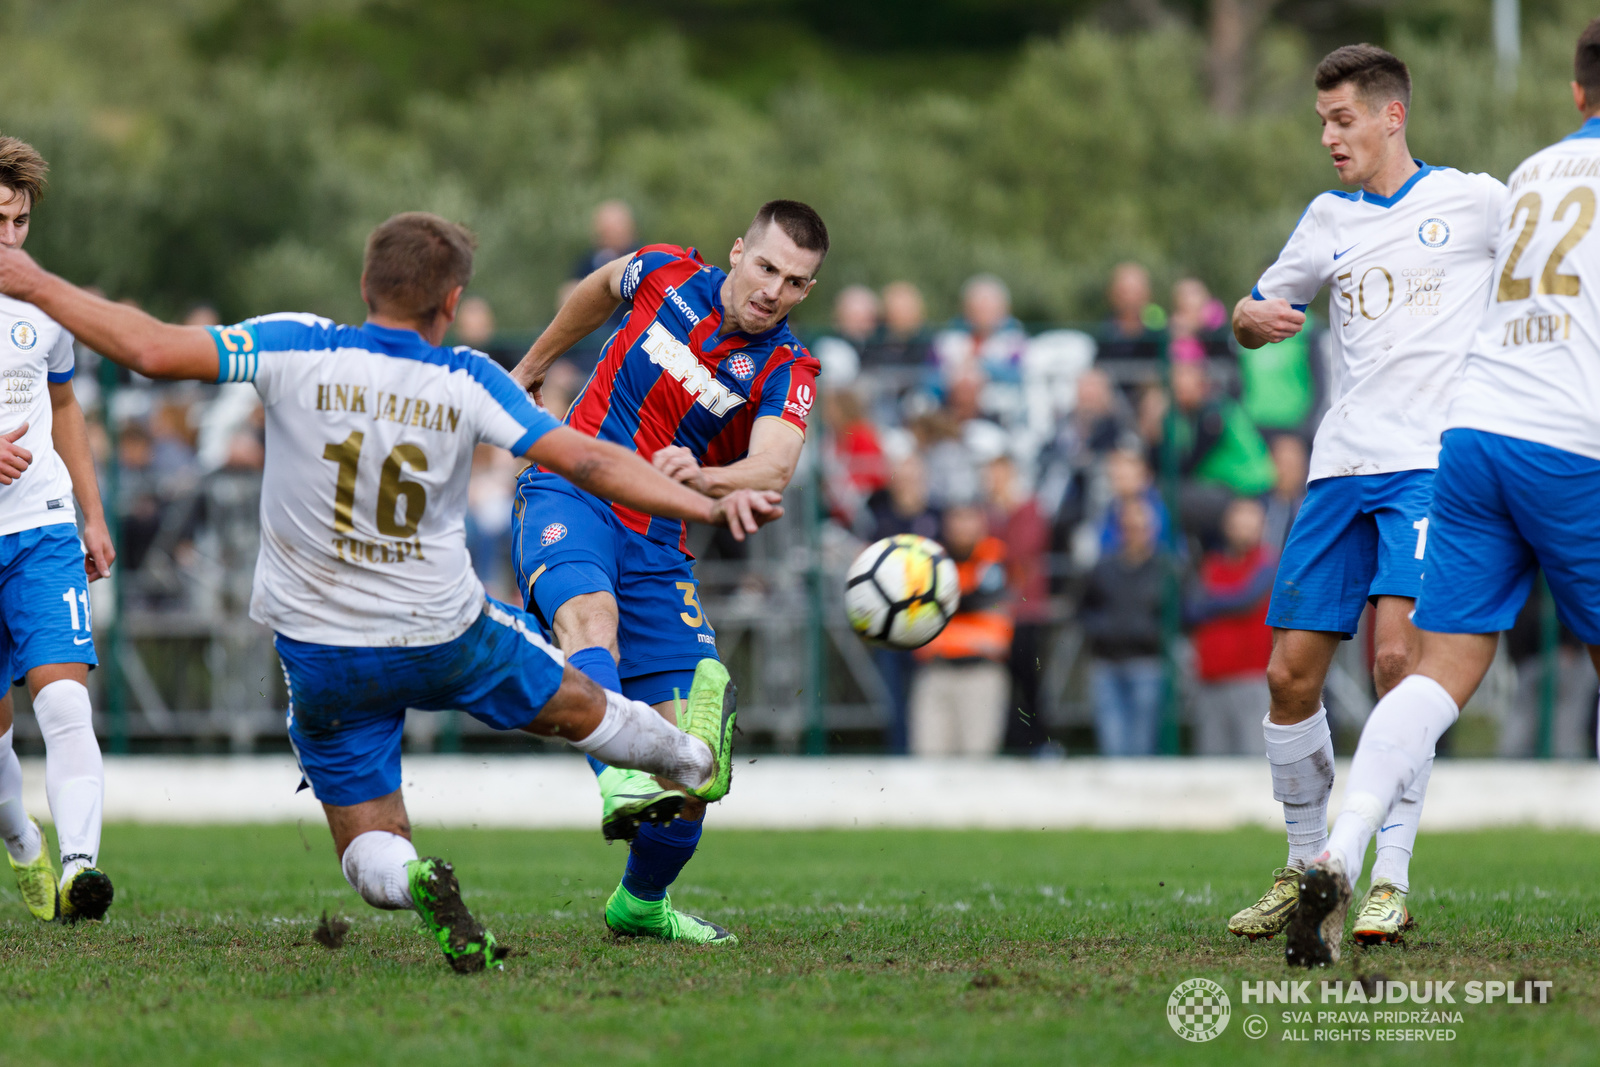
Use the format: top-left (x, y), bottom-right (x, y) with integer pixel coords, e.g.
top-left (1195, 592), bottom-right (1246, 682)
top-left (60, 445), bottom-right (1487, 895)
top-left (466, 444), bottom-right (519, 601)
top-left (865, 281), bottom-right (933, 367)
top-left (1501, 590), bottom-right (1598, 758)
top-left (1097, 447), bottom-right (1170, 557)
top-left (812, 285), bottom-right (880, 385)
top-left (1240, 311), bottom-right (1318, 439)
top-left (934, 274), bottom-right (1026, 384)
top-left (454, 295), bottom-right (520, 370)
top-left (824, 386), bottom-right (888, 526)
top-left (1262, 433), bottom-right (1309, 553)
top-left (1081, 498), bottom-right (1167, 756)
top-left (1165, 359), bottom-right (1275, 539)
top-left (568, 200), bottom-right (640, 374)
top-left (1168, 277), bottom-right (1231, 362)
top-left (115, 421), bottom-right (162, 572)
top-left (1187, 497), bottom-right (1276, 756)
top-left (985, 455), bottom-right (1052, 753)
top-left (910, 405), bottom-right (980, 510)
top-left (864, 453), bottom-right (942, 754)
top-left (182, 304), bottom-right (222, 327)
top-left (1035, 368), bottom-right (1138, 561)
top-left (1097, 262), bottom-right (1164, 362)
top-left (910, 504), bottom-right (1013, 756)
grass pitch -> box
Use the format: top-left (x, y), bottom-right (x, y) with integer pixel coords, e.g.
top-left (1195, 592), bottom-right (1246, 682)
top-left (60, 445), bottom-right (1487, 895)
top-left (0, 824), bottom-right (1595, 1066)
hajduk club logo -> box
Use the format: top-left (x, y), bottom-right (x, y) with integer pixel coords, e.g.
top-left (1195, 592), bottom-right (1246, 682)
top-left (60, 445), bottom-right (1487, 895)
top-left (540, 523), bottom-right (568, 546)
top-left (1167, 978), bottom-right (1231, 1043)
top-left (10, 320), bottom-right (38, 350)
top-left (725, 353), bottom-right (756, 381)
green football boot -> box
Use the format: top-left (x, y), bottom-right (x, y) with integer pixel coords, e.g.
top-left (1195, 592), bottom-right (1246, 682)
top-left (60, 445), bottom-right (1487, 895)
top-left (678, 659), bottom-right (737, 803)
top-left (598, 765), bottom-right (687, 842)
top-left (8, 818), bottom-right (58, 922)
top-left (406, 857), bottom-right (505, 973)
top-left (1227, 866), bottom-right (1301, 942)
top-left (1351, 878), bottom-right (1413, 945)
top-left (604, 884), bottom-right (738, 945)
top-left (59, 864), bottom-right (114, 924)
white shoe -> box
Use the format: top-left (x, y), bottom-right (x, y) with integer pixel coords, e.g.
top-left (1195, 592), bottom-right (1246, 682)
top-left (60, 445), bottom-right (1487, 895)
top-left (1284, 852), bottom-right (1352, 968)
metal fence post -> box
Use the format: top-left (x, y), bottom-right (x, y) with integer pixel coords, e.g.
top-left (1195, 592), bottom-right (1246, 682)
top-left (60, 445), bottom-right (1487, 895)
top-left (804, 407), bottom-right (827, 756)
top-left (1537, 571), bottom-right (1557, 759)
top-left (1158, 335), bottom-right (1182, 755)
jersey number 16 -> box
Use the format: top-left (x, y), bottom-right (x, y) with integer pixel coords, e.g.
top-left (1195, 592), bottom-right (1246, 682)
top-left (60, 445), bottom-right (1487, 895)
top-left (321, 431), bottom-right (429, 538)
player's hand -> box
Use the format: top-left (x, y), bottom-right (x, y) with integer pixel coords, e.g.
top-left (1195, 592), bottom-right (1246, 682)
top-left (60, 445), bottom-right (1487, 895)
top-left (0, 245), bottom-right (45, 303)
top-left (0, 423), bottom-right (31, 485)
top-left (81, 516), bottom-right (115, 581)
top-left (708, 489), bottom-right (783, 541)
top-left (1233, 297), bottom-right (1306, 347)
top-left (653, 445), bottom-right (707, 491)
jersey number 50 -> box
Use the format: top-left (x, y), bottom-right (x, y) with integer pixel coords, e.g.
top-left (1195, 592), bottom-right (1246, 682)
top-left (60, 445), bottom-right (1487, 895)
top-left (321, 431), bottom-right (429, 538)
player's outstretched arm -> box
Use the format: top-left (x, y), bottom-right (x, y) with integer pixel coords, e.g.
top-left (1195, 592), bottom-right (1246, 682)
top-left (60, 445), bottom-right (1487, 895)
top-left (511, 256), bottom-right (629, 398)
top-left (49, 382), bottom-right (114, 580)
top-left (526, 426), bottom-right (784, 541)
top-left (0, 247), bottom-right (218, 380)
top-left (653, 417), bottom-right (804, 498)
top-left (1231, 295), bottom-right (1307, 350)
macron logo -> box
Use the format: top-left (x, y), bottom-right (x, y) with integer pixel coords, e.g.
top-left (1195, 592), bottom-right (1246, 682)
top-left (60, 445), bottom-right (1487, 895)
top-left (641, 323), bottom-right (745, 417)
top-left (664, 285), bottom-right (701, 327)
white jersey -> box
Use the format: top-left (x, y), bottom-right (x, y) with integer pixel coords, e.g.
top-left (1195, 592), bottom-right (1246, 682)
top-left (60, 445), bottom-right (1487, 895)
top-left (1450, 120), bottom-right (1600, 459)
top-left (1254, 165), bottom-right (1506, 481)
top-left (0, 295), bottom-right (78, 537)
top-left (212, 314), bottom-right (559, 647)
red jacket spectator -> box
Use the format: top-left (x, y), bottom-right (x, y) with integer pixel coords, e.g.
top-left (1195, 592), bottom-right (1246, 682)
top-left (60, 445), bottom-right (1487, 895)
top-left (1190, 543), bottom-right (1276, 680)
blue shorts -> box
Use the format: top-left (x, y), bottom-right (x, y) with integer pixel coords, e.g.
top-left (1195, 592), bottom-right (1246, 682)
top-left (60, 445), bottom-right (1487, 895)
top-left (512, 471), bottom-right (718, 684)
top-left (0, 524), bottom-right (98, 685)
top-left (1265, 469), bottom-right (1433, 636)
top-left (277, 598), bottom-right (566, 807)
top-left (1414, 429), bottom-right (1600, 642)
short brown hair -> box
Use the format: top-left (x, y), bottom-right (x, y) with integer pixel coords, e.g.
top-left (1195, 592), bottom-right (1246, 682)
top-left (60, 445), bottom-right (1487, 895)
top-left (1576, 18), bottom-right (1600, 102)
top-left (746, 199), bottom-right (829, 260)
top-left (1314, 44), bottom-right (1412, 112)
top-left (362, 212), bottom-right (477, 322)
top-left (0, 136), bottom-right (48, 209)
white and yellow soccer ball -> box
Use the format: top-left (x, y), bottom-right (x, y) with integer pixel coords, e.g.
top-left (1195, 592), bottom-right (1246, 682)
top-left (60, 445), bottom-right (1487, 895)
top-left (844, 534), bottom-right (961, 649)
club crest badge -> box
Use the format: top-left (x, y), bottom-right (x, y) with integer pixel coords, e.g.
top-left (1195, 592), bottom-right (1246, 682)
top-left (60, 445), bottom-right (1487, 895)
top-left (726, 353), bottom-right (756, 381)
top-left (10, 320), bottom-right (38, 350)
top-left (540, 523), bottom-right (568, 546)
top-left (1418, 218), bottom-right (1450, 248)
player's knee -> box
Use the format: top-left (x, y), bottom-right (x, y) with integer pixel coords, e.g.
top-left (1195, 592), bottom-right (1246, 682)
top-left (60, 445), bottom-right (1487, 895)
top-left (1372, 646), bottom-right (1414, 694)
top-left (552, 591), bottom-right (620, 653)
top-left (1266, 655), bottom-right (1317, 709)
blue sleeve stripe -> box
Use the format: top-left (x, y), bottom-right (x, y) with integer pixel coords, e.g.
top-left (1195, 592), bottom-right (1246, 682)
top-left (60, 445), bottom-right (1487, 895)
top-left (511, 422), bottom-right (554, 456)
top-left (1291, 303), bottom-right (1309, 312)
top-left (1251, 286), bottom-right (1265, 302)
top-left (46, 368), bottom-right (74, 383)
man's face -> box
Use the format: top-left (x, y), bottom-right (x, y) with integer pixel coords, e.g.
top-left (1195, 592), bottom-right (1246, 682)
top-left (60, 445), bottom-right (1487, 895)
top-left (724, 222), bottom-right (822, 334)
top-left (1317, 84), bottom-right (1401, 186)
top-left (0, 186), bottom-right (30, 250)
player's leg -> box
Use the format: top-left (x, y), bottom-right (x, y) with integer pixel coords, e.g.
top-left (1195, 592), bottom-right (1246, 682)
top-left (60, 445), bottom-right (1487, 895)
top-left (0, 686), bottom-right (53, 921)
top-left (1232, 475), bottom-right (1373, 940)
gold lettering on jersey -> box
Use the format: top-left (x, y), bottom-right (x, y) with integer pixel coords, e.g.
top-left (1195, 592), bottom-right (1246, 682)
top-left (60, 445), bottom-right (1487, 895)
top-left (1500, 312), bottom-right (1572, 348)
top-left (330, 536), bottom-right (427, 564)
top-left (1511, 159), bottom-right (1600, 194)
top-left (1400, 267), bottom-right (1446, 316)
top-left (1509, 164), bottom-right (1543, 195)
top-left (320, 385), bottom-right (461, 433)
top-left (639, 322), bottom-right (747, 417)
top-left (2, 367), bottom-right (35, 410)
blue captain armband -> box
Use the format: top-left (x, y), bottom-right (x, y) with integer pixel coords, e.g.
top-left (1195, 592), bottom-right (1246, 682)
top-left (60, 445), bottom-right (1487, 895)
top-left (208, 323), bottom-right (262, 382)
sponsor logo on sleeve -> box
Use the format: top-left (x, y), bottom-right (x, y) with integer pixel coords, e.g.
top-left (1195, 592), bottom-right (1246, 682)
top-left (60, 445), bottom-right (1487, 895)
top-left (784, 382), bottom-right (814, 419)
top-left (621, 257), bottom-right (644, 300)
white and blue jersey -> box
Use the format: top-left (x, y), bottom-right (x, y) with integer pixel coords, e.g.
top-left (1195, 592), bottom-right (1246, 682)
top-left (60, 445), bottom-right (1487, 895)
top-left (1416, 119), bottom-right (1600, 641)
top-left (206, 314), bottom-right (570, 806)
top-left (1254, 164), bottom-right (1505, 634)
top-left (0, 294), bottom-right (97, 681)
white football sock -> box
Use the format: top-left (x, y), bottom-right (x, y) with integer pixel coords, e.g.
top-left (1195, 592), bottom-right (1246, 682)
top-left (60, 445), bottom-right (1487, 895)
top-left (341, 830), bottom-right (418, 910)
top-left (1370, 754), bottom-right (1434, 893)
top-left (1327, 675), bottom-right (1458, 889)
top-left (1264, 705), bottom-right (1335, 870)
top-left (0, 727), bottom-right (41, 864)
top-left (33, 680), bottom-right (103, 881)
top-left (570, 688), bottom-right (713, 789)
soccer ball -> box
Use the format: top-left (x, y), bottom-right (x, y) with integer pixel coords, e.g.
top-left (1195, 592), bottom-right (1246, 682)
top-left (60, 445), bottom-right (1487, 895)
top-left (844, 534), bottom-right (960, 649)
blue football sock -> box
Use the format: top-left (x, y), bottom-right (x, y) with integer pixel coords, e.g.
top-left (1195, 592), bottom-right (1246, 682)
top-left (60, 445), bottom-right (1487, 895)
top-left (621, 815), bottom-right (703, 901)
top-left (568, 646), bottom-right (621, 778)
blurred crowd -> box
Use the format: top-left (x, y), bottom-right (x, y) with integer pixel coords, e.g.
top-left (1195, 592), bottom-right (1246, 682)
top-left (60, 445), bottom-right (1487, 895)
top-left (79, 200), bottom-right (1592, 758)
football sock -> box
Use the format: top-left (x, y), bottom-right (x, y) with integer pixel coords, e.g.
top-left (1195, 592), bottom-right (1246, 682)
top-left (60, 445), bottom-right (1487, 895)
top-left (32, 680), bottom-right (103, 880)
top-left (570, 688), bottom-right (712, 790)
top-left (568, 647), bottom-right (623, 779)
top-left (621, 813), bottom-right (703, 901)
top-left (0, 726), bottom-right (41, 865)
top-left (1263, 705), bottom-right (1335, 869)
top-left (1371, 754), bottom-right (1434, 893)
top-left (1327, 675), bottom-right (1458, 889)
top-left (341, 830), bottom-right (417, 910)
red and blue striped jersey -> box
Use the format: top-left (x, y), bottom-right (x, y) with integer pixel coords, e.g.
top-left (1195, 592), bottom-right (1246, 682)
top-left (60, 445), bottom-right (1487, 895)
top-left (563, 244), bottom-right (820, 551)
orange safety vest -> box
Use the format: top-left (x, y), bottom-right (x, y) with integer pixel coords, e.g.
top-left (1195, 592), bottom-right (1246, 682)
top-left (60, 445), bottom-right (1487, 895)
top-left (916, 536), bottom-right (1014, 662)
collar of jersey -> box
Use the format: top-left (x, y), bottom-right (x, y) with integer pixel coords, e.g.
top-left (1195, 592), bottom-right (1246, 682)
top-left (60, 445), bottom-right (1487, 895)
top-left (1354, 160), bottom-right (1435, 209)
top-left (358, 321), bottom-right (433, 349)
top-left (1563, 117), bottom-right (1600, 141)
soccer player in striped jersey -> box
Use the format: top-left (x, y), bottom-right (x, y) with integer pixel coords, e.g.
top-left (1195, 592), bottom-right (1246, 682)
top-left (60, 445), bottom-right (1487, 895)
top-left (1227, 46), bottom-right (1506, 951)
top-left (0, 211), bottom-right (779, 972)
top-left (509, 200), bottom-right (826, 945)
